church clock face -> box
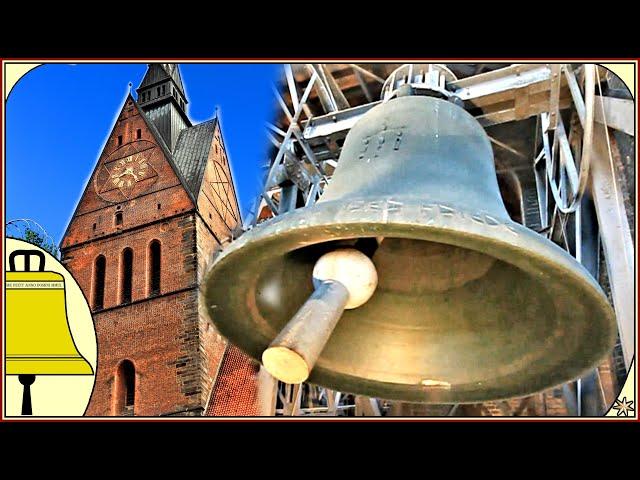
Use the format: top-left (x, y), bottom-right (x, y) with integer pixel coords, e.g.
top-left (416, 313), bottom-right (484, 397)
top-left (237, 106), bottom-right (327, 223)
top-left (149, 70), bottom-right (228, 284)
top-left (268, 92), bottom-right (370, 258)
top-left (95, 140), bottom-right (160, 202)
top-left (210, 160), bottom-right (238, 230)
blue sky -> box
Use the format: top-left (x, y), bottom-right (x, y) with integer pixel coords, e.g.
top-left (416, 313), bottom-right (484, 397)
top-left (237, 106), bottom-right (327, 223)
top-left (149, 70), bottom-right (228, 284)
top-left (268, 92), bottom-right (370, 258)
top-left (6, 63), bottom-right (281, 243)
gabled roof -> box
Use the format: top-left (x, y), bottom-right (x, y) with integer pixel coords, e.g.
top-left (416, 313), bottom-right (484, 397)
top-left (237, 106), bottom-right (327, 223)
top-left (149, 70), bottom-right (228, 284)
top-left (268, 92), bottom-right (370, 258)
top-left (137, 63), bottom-right (187, 101)
top-left (172, 118), bottom-right (218, 195)
top-left (131, 95), bottom-right (198, 204)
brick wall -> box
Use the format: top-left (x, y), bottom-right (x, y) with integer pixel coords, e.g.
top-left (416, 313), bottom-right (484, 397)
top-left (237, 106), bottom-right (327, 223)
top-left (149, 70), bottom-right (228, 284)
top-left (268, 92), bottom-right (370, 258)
top-left (63, 185), bottom-right (193, 249)
top-left (195, 215), bottom-right (227, 407)
top-left (62, 215), bottom-right (196, 310)
top-left (196, 122), bottom-right (241, 239)
top-left (85, 289), bottom-right (201, 416)
top-left (63, 213), bottom-right (203, 416)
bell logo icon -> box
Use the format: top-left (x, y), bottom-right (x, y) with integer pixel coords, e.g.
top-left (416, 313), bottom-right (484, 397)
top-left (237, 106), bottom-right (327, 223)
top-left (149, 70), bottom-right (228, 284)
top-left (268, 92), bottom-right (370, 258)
top-left (5, 238), bottom-right (97, 417)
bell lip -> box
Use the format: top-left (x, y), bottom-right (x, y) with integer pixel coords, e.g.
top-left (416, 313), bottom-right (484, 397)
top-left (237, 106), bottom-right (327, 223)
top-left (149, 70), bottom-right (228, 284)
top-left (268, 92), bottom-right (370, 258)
top-left (204, 198), bottom-right (618, 403)
top-left (308, 359), bottom-right (609, 404)
top-left (5, 357), bottom-right (94, 375)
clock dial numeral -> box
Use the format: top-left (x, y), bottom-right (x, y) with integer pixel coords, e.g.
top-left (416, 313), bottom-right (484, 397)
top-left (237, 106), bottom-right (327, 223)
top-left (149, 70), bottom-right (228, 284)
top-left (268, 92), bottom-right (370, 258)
top-left (96, 143), bottom-right (158, 201)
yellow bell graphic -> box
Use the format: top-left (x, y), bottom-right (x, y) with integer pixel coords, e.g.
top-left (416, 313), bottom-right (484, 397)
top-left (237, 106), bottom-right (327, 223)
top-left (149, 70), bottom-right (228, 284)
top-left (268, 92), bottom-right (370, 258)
top-left (6, 250), bottom-right (93, 415)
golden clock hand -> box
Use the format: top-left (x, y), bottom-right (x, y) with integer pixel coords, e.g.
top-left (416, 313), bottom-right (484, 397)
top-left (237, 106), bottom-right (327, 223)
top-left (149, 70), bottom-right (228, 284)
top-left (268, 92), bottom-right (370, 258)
top-left (122, 167), bottom-right (139, 181)
top-left (112, 167), bottom-right (133, 179)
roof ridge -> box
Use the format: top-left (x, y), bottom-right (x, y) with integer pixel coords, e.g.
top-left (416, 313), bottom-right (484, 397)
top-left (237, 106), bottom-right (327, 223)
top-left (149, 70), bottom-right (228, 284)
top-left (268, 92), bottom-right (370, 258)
top-left (131, 95), bottom-right (198, 205)
top-left (191, 117), bottom-right (218, 128)
top-left (172, 116), bottom-right (218, 197)
top-left (174, 118), bottom-right (217, 140)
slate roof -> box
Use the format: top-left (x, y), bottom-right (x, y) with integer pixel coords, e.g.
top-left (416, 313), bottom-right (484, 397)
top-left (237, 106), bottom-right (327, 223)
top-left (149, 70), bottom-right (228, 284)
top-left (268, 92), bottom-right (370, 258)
top-left (172, 118), bottom-right (217, 195)
top-left (205, 344), bottom-right (263, 416)
top-left (134, 63), bottom-right (217, 198)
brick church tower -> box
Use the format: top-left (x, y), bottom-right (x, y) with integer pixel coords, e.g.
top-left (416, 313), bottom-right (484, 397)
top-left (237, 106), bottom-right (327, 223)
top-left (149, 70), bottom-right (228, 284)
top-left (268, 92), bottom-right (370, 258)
top-left (61, 64), bottom-right (269, 416)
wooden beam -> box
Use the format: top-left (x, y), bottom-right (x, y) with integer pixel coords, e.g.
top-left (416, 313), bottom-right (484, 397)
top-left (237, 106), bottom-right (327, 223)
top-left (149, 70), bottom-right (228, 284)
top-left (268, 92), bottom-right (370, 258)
top-left (355, 396), bottom-right (382, 416)
top-left (308, 64), bottom-right (338, 113)
top-left (590, 123), bottom-right (635, 368)
top-left (594, 95), bottom-right (634, 136)
top-left (318, 64), bottom-right (350, 110)
top-left (349, 64), bottom-right (385, 83)
top-left (468, 76), bottom-right (568, 108)
top-left (354, 68), bottom-right (373, 102)
top-left (451, 63), bottom-right (543, 88)
top-left (476, 90), bottom-right (572, 126)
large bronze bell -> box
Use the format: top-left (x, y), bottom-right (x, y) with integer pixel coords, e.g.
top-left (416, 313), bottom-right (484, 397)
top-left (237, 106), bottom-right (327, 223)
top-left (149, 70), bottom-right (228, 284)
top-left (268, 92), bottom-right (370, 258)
top-left (204, 94), bottom-right (617, 403)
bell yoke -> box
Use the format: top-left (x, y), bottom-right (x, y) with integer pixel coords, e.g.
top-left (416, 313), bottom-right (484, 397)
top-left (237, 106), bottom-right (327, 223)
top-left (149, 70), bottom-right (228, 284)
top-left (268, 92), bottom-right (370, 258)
top-left (203, 92), bottom-right (617, 403)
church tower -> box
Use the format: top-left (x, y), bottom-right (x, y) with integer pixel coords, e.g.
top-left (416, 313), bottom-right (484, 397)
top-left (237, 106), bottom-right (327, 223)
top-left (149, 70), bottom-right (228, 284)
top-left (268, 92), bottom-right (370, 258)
top-left (60, 64), bottom-right (265, 416)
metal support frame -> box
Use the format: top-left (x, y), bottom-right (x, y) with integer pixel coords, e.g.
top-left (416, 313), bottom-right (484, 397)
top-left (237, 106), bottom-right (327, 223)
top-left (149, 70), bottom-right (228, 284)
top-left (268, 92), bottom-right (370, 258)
top-left (534, 64), bottom-right (634, 416)
top-left (301, 63), bottom-right (575, 144)
top-left (274, 383), bottom-right (357, 416)
top-left (248, 63), bottom-right (585, 231)
top-left (590, 121), bottom-right (635, 369)
top-left (354, 396), bottom-right (382, 416)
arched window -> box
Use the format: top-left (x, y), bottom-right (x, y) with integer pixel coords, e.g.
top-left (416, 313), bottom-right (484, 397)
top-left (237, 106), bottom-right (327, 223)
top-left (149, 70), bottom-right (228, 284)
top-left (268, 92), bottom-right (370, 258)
top-left (149, 240), bottom-right (161, 297)
top-left (120, 248), bottom-right (133, 305)
top-left (93, 255), bottom-right (106, 310)
top-left (115, 360), bottom-right (136, 416)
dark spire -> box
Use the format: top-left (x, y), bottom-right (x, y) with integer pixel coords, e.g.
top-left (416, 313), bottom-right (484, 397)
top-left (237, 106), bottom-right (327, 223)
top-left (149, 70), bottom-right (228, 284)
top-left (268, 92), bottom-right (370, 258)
top-left (135, 63), bottom-right (191, 152)
top-left (137, 63), bottom-right (187, 101)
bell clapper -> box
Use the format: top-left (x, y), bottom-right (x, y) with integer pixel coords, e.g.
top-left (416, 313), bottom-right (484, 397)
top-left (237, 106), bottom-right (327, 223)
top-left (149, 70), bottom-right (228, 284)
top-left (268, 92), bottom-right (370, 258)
top-left (18, 374), bottom-right (36, 415)
top-left (262, 248), bottom-right (378, 384)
